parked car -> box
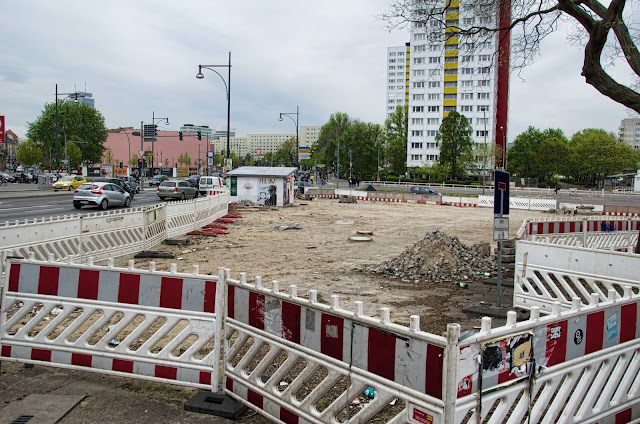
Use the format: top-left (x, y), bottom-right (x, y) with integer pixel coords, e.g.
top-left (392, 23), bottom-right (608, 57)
top-left (294, 181), bottom-right (312, 194)
top-left (149, 175), bottom-right (169, 187)
top-left (409, 186), bottom-right (441, 196)
top-left (0, 172), bottom-right (16, 183)
top-left (73, 182), bottom-right (131, 210)
top-left (92, 177), bottom-right (135, 199)
top-left (157, 180), bottom-right (198, 201)
top-left (198, 176), bottom-right (225, 195)
top-left (52, 175), bottom-right (87, 191)
top-left (13, 172), bottom-right (33, 183)
top-left (186, 175), bottom-right (200, 188)
top-left (117, 176), bottom-right (141, 193)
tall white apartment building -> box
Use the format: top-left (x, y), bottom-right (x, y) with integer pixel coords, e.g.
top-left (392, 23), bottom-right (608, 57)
top-left (386, 44), bottom-right (410, 119)
top-left (401, 1), bottom-right (508, 169)
top-left (618, 118), bottom-right (640, 150)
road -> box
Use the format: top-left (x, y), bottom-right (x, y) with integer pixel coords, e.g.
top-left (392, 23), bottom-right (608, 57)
top-left (0, 188), bottom-right (164, 222)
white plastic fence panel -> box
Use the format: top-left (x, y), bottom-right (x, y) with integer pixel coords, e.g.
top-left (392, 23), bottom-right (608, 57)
top-left (514, 240), bottom-right (640, 313)
top-left (78, 208), bottom-right (146, 263)
top-left (334, 189), bottom-right (362, 197)
top-left (0, 258), bottom-right (225, 391)
top-left (441, 196), bottom-right (477, 205)
top-left (223, 276), bottom-right (448, 424)
top-left (0, 215), bottom-right (82, 261)
top-left (478, 195), bottom-right (557, 211)
top-left (165, 200), bottom-right (197, 239)
top-left (452, 294), bottom-right (640, 423)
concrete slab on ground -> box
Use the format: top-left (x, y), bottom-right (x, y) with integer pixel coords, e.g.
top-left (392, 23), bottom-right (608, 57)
top-left (0, 394), bottom-right (84, 424)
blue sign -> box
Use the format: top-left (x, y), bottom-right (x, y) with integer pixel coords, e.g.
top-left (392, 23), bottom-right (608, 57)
top-left (494, 170), bottom-right (510, 215)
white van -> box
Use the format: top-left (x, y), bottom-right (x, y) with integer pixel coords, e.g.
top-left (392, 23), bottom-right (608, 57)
top-left (199, 176), bottom-right (225, 195)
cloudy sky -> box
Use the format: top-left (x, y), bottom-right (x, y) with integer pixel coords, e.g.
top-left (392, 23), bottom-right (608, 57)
top-left (0, 0), bottom-right (634, 142)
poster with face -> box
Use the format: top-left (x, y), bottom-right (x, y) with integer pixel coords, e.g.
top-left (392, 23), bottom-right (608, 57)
top-left (258, 177), bottom-right (277, 206)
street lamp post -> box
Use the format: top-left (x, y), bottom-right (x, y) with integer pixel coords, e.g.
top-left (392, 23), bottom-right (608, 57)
top-left (278, 106), bottom-right (299, 168)
top-left (55, 84), bottom-right (83, 172)
top-left (196, 52), bottom-right (232, 162)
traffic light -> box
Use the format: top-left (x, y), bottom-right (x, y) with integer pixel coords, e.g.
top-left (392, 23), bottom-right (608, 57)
top-left (153, 125), bottom-right (158, 136)
top-left (197, 131), bottom-right (202, 140)
top-left (179, 131), bottom-right (183, 141)
top-left (138, 158), bottom-right (142, 167)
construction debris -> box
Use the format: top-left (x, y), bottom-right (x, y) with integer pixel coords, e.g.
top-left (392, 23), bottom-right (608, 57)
top-left (278, 223), bottom-right (302, 231)
top-left (368, 230), bottom-right (493, 283)
top-left (339, 195), bottom-right (357, 203)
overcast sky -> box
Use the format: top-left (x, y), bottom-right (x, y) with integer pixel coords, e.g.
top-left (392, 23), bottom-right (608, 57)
top-left (0, 0), bottom-right (634, 142)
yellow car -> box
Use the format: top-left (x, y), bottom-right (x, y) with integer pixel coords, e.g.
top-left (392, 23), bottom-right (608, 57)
top-left (52, 175), bottom-right (87, 191)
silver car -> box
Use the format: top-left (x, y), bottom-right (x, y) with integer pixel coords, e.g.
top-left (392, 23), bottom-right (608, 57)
top-left (73, 182), bottom-right (132, 210)
top-left (157, 180), bottom-right (198, 201)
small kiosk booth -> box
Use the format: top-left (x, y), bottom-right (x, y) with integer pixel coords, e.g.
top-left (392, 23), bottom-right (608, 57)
top-left (226, 166), bottom-right (296, 206)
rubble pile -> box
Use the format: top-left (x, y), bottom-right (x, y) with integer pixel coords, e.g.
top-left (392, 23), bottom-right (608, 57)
top-left (369, 230), bottom-right (494, 283)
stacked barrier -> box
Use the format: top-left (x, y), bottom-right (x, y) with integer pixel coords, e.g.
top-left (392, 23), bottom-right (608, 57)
top-left (0, 256), bottom-right (225, 390)
top-left (517, 216), bottom-right (640, 252)
top-left (0, 192), bottom-right (229, 263)
top-left (514, 240), bottom-right (640, 313)
top-left (478, 195), bottom-right (557, 211)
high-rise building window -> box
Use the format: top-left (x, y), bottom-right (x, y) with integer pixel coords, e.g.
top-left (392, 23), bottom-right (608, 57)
top-left (478, 92), bottom-right (490, 99)
top-left (428, 81), bottom-right (441, 88)
top-left (413, 106), bottom-right (424, 112)
top-left (413, 81), bottom-right (425, 88)
top-left (461, 105), bottom-right (473, 112)
top-left (427, 118), bottom-right (440, 125)
top-left (414, 57), bottom-right (425, 64)
top-left (461, 93), bottom-right (473, 100)
top-left (412, 118), bottom-right (424, 125)
top-left (414, 70), bottom-right (425, 76)
top-left (414, 33), bottom-right (426, 40)
top-left (477, 105), bottom-right (490, 111)
top-left (429, 69), bottom-right (441, 76)
top-left (444, 94), bottom-right (457, 100)
top-left (411, 142), bottom-right (424, 149)
top-left (429, 57), bottom-right (441, 64)
top-left (478, 80), bottom-right (490, 86)
top-left (413, 94), bottom-right (425, 100)
top-left (428, 106), bottom-right (440, 112)
top-left (428, 93), bottom-right (440, 100)
top-left (461, 80), bottom-right (473, 87)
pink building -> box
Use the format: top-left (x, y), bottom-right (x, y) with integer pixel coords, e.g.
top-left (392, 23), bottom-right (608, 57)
top-left (104, 128), bottom-right (214, 169)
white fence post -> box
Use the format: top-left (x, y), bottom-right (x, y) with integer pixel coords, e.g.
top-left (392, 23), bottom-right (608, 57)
top-left (212, 266), bottom-right (227, 393)
top-left (443, 323), bottom-right (461, 422)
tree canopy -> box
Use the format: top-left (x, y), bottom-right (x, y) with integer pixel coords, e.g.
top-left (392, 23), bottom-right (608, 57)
top-left (26, 101), bottom-right (108, 165)
top-left (508, 126), bottom-right (639, 186)
top-left (436, 111), bottom-right (474, 179)
top-left (383, 0), bottom-right (640, 114)
top-left (16, 140), bottom-right (43, 167)
top-left (385, 105), bottom-right (408, 176)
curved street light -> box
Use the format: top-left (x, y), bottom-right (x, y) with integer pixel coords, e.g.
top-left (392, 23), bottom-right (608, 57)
top-left (278, 106), bottom-right (299, 168)
top-left (196, 52), bottom-right (232, 161)
top-left (120, 127), bottom-right (131, 168)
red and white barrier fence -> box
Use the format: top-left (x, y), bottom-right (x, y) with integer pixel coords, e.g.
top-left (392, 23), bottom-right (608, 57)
top-left (0, 256), bottom-right (225, 391)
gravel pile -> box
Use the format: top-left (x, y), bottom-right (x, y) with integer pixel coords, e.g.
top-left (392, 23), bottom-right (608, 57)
top-left (234, 199), bottom-right (262, 206)
top-left (368, 230), bottom-right (494, 283)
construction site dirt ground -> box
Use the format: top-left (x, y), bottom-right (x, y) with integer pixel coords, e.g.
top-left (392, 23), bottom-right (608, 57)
top-left (119, 199), bottom-right (548, 335)
top-left (0, 199), bottom-right (551, 423)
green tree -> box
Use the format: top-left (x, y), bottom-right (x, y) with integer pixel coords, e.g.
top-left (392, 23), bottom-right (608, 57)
top-left (313, 112), bottom-right (353, 170)
top-left (65, 142), bottom-right (82, 168)
top-left (507, 127), bottom-right (569, 184)
top-left (569, 129), bottom-right (639, 186)
top-left (16, 140), bottom-right (43, 167)
top-left (338, 121), bottom-right (380, 179)
top-left (177, 153), bottom-right (192, 167)
top-left (275, 148), bottom-right (293, 166)
top-left (129, 154), bottom-right (139, 167)
top-left (385, 105), bottom-right (408, 175)
top-left (26, 101), bottom-right (108, 165)
top-left (244, 153), bottom-right (256, 166)
top-left (436, 111), bottom-right (473, 179)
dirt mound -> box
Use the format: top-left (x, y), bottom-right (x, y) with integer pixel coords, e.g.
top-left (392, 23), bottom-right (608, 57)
top-left (369, 230), bottom-right (494, 283)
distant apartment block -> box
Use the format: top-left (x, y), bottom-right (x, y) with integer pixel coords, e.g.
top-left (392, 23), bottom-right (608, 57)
top-left (386, 43), bottom-right (410, 119)
top-left (618, 118), bottom-right (640, 150)
top-left (214, 126), bottom-right (321, 159)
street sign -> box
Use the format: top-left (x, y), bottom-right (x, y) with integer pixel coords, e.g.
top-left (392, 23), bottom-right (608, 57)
top-left (299, 153), bottom-right (311, 160)
top-left (132, 131), bottom-right (140, 136)
top-left (298, 146), bottom-right (311, 152)
top-left (139, 150), bottom-right (145, 157)
top-left (493, 217), bottom-right (509, 241)
top-left (144, 137), bottom-right (157, 142)
top-left (494, 169), bottom-right (510, 215)
top-left (207, 151), bottom-right (214, 158)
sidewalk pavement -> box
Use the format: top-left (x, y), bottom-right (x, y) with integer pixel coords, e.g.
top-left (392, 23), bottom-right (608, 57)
top-left (0, 361), bottom-right (236, 423)
top-left (0, 184), bottom-right (73, 199)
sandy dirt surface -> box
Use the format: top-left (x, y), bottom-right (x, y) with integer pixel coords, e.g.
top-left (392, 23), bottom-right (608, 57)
top-left (118, 199), bottom-right (548, 335)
